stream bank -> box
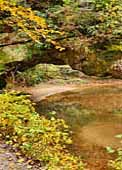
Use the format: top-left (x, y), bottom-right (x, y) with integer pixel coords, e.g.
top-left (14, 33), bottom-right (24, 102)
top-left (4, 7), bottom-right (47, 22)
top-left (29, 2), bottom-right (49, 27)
top-left (28, 79), bottom-right (122, 170)
top-left (2, 78), bottom-right (122, 170)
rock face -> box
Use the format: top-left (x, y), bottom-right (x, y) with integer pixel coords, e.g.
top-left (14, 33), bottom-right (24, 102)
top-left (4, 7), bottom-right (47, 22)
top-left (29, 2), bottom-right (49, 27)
top-left (49, 47), bottom-right (122, 78)
top-left (0, 33), bottom-right (122, 79)
top-left (68, 51), bottom-right (122, 78)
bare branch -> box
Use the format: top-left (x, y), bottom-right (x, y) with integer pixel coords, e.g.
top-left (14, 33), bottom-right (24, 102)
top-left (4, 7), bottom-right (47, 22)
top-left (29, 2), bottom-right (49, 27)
top-left (0, 39), bottom-right (32, 47)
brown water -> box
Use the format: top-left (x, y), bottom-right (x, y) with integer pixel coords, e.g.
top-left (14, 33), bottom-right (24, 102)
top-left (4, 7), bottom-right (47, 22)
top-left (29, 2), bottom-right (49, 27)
top-left (37, 84), bottom-right (122, 170)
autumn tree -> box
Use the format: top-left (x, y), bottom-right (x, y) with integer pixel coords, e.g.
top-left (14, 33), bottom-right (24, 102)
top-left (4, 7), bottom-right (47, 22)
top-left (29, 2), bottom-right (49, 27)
top-left (0, 0), bottom-right (122, 87)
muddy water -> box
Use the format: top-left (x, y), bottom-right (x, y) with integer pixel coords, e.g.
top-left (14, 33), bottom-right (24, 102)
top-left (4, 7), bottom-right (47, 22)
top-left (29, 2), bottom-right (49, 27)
top-left (37, 84), bottom-right (122, 170)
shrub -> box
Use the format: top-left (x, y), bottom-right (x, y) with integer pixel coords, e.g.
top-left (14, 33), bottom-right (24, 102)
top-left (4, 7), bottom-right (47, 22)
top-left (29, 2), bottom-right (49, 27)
top-left (108, 148), bottom-right (122, 170)
top-left (0, 92), bottom-right (84, 170)
top-left (107, 135), bottom-right (122, 170)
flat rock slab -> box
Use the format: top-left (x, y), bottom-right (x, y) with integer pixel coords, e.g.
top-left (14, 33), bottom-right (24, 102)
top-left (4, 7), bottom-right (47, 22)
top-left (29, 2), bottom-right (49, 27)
top-left (25, 84), bottom-right (76, 101)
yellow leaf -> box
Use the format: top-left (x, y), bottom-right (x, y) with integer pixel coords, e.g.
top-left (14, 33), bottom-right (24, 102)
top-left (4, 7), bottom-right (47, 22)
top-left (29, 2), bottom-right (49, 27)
top-left (17, 158), bottom-right (24, 163)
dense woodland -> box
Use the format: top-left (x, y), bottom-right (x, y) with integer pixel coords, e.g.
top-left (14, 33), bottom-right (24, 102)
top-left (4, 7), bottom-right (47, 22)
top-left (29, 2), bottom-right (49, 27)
top-left (0, 0), bottom-right (122, 170)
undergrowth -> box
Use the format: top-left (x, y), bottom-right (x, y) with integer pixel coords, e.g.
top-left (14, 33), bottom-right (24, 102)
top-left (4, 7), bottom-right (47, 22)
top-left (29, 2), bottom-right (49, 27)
top-left (0, 92), bottom-right (84, 170)
top-left (107, 135), bottom-right (122, 170)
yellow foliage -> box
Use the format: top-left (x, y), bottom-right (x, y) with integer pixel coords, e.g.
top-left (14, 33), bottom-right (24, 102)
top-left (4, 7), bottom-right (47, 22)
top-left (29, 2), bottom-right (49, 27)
top-left (0, 0), bottom-right (64, 50)
top-left (0, 92), bottom-right (84, 170)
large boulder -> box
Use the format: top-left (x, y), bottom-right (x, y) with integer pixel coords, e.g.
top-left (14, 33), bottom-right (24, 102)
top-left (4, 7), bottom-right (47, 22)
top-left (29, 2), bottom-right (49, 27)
top-left (110, 59), bottom-right (122, 79)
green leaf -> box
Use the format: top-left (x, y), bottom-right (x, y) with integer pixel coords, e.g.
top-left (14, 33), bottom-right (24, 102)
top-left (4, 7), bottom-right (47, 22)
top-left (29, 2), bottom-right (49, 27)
top-left (106, 146), bottom-right (115, 153)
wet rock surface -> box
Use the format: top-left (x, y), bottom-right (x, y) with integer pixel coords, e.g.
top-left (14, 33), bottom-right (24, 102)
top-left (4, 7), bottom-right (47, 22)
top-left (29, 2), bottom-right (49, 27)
top-left (0, 141), bottom-right (42, 170)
